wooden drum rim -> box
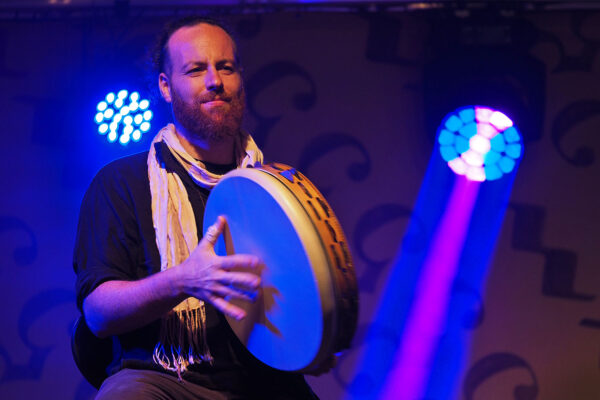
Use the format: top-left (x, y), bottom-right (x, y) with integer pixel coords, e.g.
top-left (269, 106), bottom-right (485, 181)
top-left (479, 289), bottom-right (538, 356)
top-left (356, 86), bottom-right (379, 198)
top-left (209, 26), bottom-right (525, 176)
top-left (256, 163), bottom-right (358, 353)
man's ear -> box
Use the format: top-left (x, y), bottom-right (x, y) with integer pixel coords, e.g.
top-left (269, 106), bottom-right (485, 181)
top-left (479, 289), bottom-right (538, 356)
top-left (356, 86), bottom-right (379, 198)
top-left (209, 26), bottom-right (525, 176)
top-left (158, 72), bottom-right (172, 103)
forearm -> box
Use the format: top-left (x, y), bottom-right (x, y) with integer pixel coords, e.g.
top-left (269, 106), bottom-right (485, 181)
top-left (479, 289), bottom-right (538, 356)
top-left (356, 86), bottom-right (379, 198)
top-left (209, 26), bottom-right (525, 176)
top-left (83, 266), bottom-right (187, 338)
top-left (82, 217), bottom-right (261, 338)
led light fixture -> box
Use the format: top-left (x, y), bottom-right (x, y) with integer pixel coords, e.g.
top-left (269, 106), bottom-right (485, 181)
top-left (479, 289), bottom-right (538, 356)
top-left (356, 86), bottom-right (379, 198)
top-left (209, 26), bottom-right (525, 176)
top-left (94, 90), bottom-right (153, 145)
top-left (438, 106), bottom-right (523, 181)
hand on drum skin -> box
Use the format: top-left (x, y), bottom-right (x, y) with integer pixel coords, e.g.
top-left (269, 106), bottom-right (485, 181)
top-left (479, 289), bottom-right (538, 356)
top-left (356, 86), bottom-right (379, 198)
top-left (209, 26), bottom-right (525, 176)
top-left (177, 215), bottom-right (262, 320)
top-left (305, 354), bottom-right (338, 376)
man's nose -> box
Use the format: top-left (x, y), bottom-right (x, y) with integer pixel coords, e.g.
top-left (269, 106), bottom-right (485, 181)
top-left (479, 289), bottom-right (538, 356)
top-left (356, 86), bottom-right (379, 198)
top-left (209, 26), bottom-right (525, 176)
top-left (205, 67), bottom-right (223, 92)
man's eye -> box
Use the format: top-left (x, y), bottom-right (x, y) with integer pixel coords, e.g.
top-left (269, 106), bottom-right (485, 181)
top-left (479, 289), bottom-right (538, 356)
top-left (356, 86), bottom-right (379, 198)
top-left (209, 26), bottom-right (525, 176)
top-left (220, 65), bottom-right (235, 74)
top-left (187, 67), bottom-right (205, 74)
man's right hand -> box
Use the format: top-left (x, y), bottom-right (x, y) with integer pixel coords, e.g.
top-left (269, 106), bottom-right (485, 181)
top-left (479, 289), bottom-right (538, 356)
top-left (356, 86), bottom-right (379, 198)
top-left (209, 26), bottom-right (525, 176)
top-left (176, 215), bottom-right (262, 320)
top-left (83, 216), bottom-right (262, 338)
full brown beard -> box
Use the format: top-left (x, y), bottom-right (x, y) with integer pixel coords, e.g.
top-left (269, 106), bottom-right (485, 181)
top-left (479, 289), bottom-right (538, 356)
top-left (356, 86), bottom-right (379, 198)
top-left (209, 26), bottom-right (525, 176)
top-left (171, 87), bottom-right (245, 143)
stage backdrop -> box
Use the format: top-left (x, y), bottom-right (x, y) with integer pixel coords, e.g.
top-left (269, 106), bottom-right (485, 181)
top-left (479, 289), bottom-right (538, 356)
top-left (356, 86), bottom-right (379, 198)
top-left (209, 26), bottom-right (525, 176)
top-left (1, 8), bottom-right (599, 400)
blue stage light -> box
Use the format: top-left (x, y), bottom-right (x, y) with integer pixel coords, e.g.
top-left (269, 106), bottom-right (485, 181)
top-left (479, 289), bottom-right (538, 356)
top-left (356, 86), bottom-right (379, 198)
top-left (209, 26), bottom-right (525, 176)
top-left (458, 108), bottom-right (475, 123)
top-left (454, 136), bottom-right (469, 154)
top-left (506, 143), bottom-right (522, 159)
top-left (95, 89), bottom-right (154, 145)
top-left (490, 134), bottom-right (506, 152)
top-left (484, 150), bottom-right (502, 165)
top-left (458, 123), bottom-right (477, 139)
top-left (132, 129), bottom-right (142, 142)
top-left (440, 146), bottom-right (458, 162)
top-left (119, 135), bottom-right (130, 145)
top-left (484, 164), bottom-right (502, 181)
top-left (103, 108), bottom-right (114, 119)
top-left (504, 127), bottom-right (520, 143)
top-left (438, 129), bottom-right (454, 146)
top-left (97, 101), bottom-right (108, 112)
top-left (445, 115), bottom-right (462, 132)
top-left (437, 106), bottom-right (523, 181)
top-left (499, 156), bottom-right (515, 173)
top-left (139, 99), bottom-right (150, 110)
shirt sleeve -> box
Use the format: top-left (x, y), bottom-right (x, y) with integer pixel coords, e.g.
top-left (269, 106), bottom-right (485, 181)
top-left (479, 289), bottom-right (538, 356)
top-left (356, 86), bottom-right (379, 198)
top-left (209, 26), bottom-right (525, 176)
top-left (73, 163), bottom-right (143, 311)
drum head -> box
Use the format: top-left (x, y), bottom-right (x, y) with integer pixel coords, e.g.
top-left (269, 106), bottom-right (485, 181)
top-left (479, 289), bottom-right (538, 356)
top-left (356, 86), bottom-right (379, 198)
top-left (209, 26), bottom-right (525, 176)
top-left (204, 168), bottom-right (336, 372)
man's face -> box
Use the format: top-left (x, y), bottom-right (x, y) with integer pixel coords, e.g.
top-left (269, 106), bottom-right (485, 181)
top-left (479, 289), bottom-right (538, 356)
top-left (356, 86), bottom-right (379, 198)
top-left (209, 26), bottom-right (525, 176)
top-left (159, 23), bottom-right (244, 142)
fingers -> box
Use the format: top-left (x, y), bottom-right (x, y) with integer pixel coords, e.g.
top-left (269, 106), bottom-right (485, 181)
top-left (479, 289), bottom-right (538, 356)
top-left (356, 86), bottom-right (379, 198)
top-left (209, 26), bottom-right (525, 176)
top-left (201, 215), bottom-right (226, 247)
top-left (218, 254), bottom-right (262, 271)
top-left (210, 282), bottom-right (257, 302)
top-left (201, 271), bottom-right (260, 320)
top-left (208, 294), bottom-right (247, 321)
top-left (198, 217), bottom-right (263, 273)
top-left (217, 270), bottom-right (261, 291)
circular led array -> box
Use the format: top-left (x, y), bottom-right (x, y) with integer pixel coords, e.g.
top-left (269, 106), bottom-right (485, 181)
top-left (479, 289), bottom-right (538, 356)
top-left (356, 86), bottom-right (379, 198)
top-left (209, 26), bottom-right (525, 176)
top-left (437, 106), bottom-right (523, 182)
top-left (94, 90), bottom-right (153, 145)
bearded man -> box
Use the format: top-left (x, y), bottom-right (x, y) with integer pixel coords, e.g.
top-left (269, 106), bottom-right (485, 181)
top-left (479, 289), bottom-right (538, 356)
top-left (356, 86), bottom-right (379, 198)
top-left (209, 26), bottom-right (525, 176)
top-left (73, 17), bottom-right (320, 399)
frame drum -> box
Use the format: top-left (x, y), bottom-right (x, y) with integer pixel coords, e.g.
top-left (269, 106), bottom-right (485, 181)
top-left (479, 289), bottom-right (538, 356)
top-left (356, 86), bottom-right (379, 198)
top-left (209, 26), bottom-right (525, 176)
top-left (203, 163), bottom-right (357, 372)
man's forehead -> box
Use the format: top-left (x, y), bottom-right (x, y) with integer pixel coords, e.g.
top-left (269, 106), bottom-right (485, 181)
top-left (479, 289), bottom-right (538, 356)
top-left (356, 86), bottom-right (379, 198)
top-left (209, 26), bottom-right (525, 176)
top-left (167, 23), bottom-right (236, 64)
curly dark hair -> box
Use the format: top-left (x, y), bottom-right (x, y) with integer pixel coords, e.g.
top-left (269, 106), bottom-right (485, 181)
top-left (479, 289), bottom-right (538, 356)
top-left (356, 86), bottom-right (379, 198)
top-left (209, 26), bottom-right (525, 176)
top-left (150, 16), bottom-right (240, 77)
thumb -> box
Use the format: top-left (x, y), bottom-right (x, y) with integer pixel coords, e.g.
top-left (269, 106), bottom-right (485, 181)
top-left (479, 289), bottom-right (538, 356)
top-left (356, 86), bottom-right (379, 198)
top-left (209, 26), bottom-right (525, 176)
top-left (200, 215), bottom-right (226, 249)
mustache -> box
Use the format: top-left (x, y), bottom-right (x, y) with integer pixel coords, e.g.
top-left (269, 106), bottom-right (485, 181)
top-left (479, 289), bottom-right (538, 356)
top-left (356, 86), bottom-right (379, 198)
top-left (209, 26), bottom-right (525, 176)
top-left (197, 93), bottom-right (233, 103)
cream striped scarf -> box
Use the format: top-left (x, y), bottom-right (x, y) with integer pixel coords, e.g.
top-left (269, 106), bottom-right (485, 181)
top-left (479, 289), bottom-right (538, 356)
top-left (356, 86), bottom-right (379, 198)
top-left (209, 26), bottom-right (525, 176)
top-left (148, 123), bottom-right (263, 378)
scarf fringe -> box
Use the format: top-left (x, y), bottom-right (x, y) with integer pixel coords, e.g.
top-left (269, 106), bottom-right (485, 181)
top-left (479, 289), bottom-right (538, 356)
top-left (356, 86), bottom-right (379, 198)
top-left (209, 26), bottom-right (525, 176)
top-left (152, 303), bottom-right (213, 379)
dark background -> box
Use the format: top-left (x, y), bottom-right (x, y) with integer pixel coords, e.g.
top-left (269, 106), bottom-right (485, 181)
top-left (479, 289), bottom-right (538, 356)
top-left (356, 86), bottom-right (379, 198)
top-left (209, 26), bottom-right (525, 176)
top-left (1, 2), bottom-right (599, 399)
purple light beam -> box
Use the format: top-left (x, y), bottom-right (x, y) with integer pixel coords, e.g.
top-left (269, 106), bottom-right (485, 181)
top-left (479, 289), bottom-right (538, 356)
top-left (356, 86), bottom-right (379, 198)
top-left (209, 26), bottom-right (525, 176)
top-left (379, 176), bottom-right (480, 400)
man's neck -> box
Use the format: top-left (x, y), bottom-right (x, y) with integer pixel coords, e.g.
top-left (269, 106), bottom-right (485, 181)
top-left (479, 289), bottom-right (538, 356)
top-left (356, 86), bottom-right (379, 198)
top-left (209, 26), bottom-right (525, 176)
top-left (174, 124), bottom-right (236, 165)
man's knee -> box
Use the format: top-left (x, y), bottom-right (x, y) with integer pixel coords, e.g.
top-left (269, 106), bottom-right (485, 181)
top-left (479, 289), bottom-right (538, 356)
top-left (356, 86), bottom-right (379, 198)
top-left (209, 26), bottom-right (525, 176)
top-left (96, 369), bottom-right (172, 400)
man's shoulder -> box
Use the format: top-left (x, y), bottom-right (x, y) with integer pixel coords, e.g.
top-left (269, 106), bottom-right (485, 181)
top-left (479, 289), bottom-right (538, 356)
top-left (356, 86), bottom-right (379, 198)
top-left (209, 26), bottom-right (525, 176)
top-left (94, 151), bottom-right (150, 186)
top-left (99, 150), bottom-right (149, 175)
top-left (85, 151), bottom-right (151, 202)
